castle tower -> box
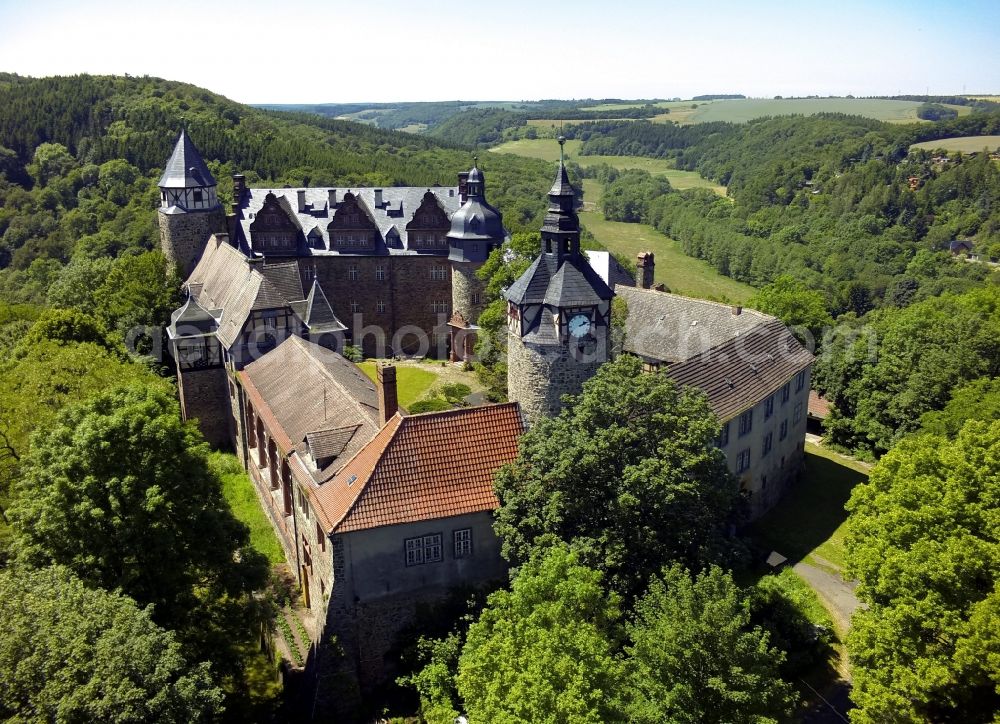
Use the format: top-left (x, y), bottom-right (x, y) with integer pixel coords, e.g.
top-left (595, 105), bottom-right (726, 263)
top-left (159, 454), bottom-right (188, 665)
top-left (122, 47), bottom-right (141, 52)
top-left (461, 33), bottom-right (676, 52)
top-left (157, 128), bottom-right (227, 277)
top-left (504, 138), bottom-right (614, 424)
top-left (447, 161), bottom-right (506, 360)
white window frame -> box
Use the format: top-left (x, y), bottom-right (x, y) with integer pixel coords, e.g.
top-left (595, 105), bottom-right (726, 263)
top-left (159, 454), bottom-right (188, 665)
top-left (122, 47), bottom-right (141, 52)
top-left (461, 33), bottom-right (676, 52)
top-left (405, 533), bottom-right (443, 566)
top-left (453, 528), bottom-right (473, 558)
top-left (348, 265), bottom-right (359, 281)
top-left (375, 265), bottom-right (386, 281)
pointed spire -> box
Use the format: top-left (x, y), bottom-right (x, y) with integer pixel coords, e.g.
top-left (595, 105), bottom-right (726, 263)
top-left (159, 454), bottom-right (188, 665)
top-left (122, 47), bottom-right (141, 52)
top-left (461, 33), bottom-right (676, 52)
top-left (158, 127), bottom-right (216, 189)
top-left (548, 136), bottom-right (575, 198)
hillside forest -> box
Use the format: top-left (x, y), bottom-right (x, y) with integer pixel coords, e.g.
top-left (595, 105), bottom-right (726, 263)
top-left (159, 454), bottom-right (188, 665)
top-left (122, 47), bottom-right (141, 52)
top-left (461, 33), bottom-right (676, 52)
top-left (0, 72), bottom-right (998, 723)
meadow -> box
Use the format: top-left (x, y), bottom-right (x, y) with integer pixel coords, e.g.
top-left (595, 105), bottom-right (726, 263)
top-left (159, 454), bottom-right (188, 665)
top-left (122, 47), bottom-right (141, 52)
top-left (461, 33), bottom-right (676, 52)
top-left (580, 179), bottom-right (753, 302)
top-left (910, 134), bottom-right (1000, 153)
top-left (490, 139), bottom-right (727, 194)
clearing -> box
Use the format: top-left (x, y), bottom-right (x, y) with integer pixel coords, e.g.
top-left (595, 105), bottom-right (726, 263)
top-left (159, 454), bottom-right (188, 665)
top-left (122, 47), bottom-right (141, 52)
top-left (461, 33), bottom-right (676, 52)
top-left (490, 139), bottom-right (726, 194)
top-left (910, 134), bottom-right (1000, 153)
top-left (580, 179), bottom-right (752, 302)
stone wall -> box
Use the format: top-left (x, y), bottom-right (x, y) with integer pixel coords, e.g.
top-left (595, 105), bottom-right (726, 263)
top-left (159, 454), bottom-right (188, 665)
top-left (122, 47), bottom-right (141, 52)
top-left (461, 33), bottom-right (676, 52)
top-left (177, 365), bottom-right (231, 448)
top-left (296, 256), bottom-right (453, 357)
top-left (450, 260), bottom-right (485, 323)
top-left (506, 333), bottom-right (608, 425)
top-left (158, 206), bottom-right (227, 277)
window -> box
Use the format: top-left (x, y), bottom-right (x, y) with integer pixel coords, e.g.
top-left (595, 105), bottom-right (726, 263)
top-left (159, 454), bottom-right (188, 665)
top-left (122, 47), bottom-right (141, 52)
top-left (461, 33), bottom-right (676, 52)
top-left (795, 370), bottom-right (807, 393)
top-left (762, 432), bottom-right (773, 457)
top-left (316, 522), bottom-right (326, 552)
top-left (736, 448), bottom-right (751, 474)
top-left (375, 265), bottom-right (386, 281)
top-left (764, 396), bottom-right (774, 420)
top-left (405, 533), bottom-right (443, 566)
top-left (350, 300), bottom-right (361, 314)
top-left (472, 292), bottom-right (481, 305)
top-left (779, 419), bottom-right (788, 441)
top-left (303, 266), bottom-right (316, 283)
top-left (738, 409), bottom-right (753, 437)
top-left (376, 300), bottom-right (386, 314)
top-left (348, 265), bottom-right (359, 281)
top-left (793, 402), bottom-right (803, 425)
top-left (430, 266), bottom-right (447, 281)
top-left (453, 528), bottom-right (473, 558)
top-left (193, 189), bottom-right (203, 203)
top-left (781, 383), bottom-right (790, 404)
top-left (718, 421), bottom-right (730, 447)
top-left (431, 301), bottom-right (448, 314)
top-left (301, 535), bottom-right (312, 573)
top-left (297, 488), bottom-right (310, 519)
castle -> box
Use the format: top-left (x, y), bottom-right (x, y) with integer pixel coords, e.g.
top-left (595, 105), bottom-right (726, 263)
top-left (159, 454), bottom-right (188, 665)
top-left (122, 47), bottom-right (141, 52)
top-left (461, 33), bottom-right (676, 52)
top-left (160, 130), bottom-right (813, 706)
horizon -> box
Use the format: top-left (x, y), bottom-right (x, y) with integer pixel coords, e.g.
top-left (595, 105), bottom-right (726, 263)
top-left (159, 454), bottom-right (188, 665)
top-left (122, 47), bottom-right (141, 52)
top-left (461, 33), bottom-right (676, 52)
top-left (1, 0), bottom-right (997, 104)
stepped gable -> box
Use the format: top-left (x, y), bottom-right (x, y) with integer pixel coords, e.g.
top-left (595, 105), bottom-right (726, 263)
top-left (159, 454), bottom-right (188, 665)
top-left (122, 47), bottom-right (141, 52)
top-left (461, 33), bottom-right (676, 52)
top-left (619, 286), bottom-right (770, 364)
top-left (311, 403), bottom-right (524, 534)
top-left (158, 128), bottom-right (216, 188)
top-left (239, 337), bottom-right (379, 470)
top-left (666, 319), bottom-right (814, 420)
top-left (236, 186), bottom-right (463, 254)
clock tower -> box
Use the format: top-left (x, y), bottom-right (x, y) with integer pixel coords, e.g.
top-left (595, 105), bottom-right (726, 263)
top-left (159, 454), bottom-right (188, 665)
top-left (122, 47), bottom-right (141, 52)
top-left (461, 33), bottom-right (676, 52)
top-left (505, 138), bottom-right (614, 424)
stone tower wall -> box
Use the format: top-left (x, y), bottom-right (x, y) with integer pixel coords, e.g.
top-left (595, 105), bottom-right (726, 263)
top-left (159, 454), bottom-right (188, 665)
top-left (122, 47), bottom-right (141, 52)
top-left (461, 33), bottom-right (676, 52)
top-left (158, 206), bottom-right (227, 277)
top-left (177, 365), bottom-right (232, 449)
top-left (507, 332), bottom-right (608, 425)
top-left (451, 261), bottom-right (485, 323)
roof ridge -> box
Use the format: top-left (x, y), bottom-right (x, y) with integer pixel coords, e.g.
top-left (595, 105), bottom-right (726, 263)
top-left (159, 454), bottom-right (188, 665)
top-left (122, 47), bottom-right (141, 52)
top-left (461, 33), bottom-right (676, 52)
top-left (625, 284), bottom-right (770, 315)
top-left (402, 400), bottom-right (520, 421)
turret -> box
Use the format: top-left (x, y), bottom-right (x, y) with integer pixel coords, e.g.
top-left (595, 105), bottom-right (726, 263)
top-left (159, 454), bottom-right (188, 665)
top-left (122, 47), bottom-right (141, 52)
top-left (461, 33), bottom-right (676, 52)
top-left (157, 127), bottom-right (227, 277)
top-left (503, 138), bottom-right (614, 423)
top-left (446, 160), bottom-right (506, 361)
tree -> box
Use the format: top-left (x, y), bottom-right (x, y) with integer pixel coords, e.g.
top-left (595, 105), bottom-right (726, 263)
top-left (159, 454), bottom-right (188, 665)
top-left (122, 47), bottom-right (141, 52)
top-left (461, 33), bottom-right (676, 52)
top-left (8, 384), bottom-right (269, 675)
top-left (845, 420), bottom-right (1000, 722)
top-left (456, 547), bottom-right (627, 723)
top-left (493, 354), bottom-right (740, 602)
top-left (94, 250), bottom-right (180, 345)
top-left (12, 307), bottom-right (119, 357)
top-left (0, 565), bottom-right (223, 722)
top-left (627, 565), bottom-right (794, 724)
top-left (918, 376), bottom-right (1000, 438)
top-left (746, 274), bottom-right (832, 345)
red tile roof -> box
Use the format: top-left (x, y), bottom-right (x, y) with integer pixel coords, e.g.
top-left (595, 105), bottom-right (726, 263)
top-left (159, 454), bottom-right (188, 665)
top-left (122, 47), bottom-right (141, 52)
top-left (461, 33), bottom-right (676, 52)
top-left (808, 390), bottom-right (831, 419)
top-left (311, 403), bottom-right (524, 534)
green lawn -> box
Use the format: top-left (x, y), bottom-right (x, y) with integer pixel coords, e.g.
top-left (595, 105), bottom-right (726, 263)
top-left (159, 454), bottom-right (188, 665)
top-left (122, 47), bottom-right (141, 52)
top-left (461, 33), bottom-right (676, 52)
top-left (210, 451), bottom-right (285, 566)
top-left (748, 443), bottom-right (870, 572)
top-left (910, 134), bottom-right (1000, 153)
top-left (357, 361), bottom-right (438, 410)
top-left (580, 179), bottom-right (753, 302)
top-left (490, 138), bottom-right (583, 162)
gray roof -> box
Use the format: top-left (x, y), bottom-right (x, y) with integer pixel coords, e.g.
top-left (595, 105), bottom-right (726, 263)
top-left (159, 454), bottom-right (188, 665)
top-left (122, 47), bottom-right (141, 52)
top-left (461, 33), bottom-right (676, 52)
top-left (666, 319), bottom-right (814, 421)
top-left (303, 280), bottom-right (346, 333)
top-left (168, 295), bottom-right (218, 337)
top-left (237, 186), bottom-right (463, 255)
top-left (506, 253), bottom-right (614, 308)
top-left (306, 424), bottom-right (363, 461)
top-left (548, 160), bottom-right (575, 198)
top-left (619, 287), bottom-right (771, 364)
top-left (158, 129), bottom-right (216, 189)
top-left (180, 237), bottom-right (344, 347)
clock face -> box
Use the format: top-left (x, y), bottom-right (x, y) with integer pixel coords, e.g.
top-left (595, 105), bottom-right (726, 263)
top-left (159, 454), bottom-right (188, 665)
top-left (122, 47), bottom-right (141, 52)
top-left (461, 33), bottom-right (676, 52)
top-left (568, 313), bottom-right (592, 338)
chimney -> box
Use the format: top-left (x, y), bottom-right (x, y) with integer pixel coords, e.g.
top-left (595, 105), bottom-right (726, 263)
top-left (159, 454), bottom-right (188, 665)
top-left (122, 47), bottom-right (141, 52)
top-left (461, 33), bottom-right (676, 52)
top-left (232, 174), bottom-right (246, 202)
top-left (230, 202), bottom-right (240, 216)
top-left (297, 189), bottom-right (307, 213)
top-left (374, 189), bottom-right (384, 208)
top-left (636, 252), bottom-right (655, 289)
top-left (328, 189), bottom-right (337, 208)
top-left (731, 305), bottom-right (743, 316)
top-left (458, 171), bottom-right (470, 203)
top-left (376, 363), bottom-right (398, 426)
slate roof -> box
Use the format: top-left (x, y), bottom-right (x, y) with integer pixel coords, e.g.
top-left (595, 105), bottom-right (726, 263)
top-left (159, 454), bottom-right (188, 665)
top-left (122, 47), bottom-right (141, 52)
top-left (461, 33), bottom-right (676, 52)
top-left (181, 237), bottom-right (345, 347)
top-left (505, 253), bottom-right (614, 308)
top-left (666, 319), bottom-right (814, 421)
top-left (306, 424), bottom-right (363, 461)
top-left (158, 129), bottom-right (216, 189)
top-left (168, 295), bottom-right (217, 337)
top-left (311, 403), bottom-right (524, 534)
top-left (236, 186), bottom-right (463, 255)
top-left (302, 280), bottom-right (346, 333)
top-left (239, 336), bottom-right (379, 466)
top-left (619, 286), bottom-right (770, 364)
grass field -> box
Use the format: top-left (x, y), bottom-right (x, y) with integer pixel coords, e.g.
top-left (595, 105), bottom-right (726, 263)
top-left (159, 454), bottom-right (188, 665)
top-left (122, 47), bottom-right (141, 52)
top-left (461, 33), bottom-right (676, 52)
top-left (490, 139), bottom-right (726, 194)
top-left (748, 443), bottom-right (870, 572)
top-left (580, 179), bottom-right (753, 302)
top-left (357, 362), bottom-right (438, 410)
top-left (210, 451), bottom-right (286, 565)
top-left (910, 134), bottom-right (1000, 153)
top-left (688, 97), bottom-right (925, 124)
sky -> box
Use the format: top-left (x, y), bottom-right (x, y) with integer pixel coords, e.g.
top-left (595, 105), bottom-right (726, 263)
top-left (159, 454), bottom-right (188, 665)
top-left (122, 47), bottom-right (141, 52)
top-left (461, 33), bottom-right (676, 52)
top-left (1, 0), bottom-right (997, 104)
